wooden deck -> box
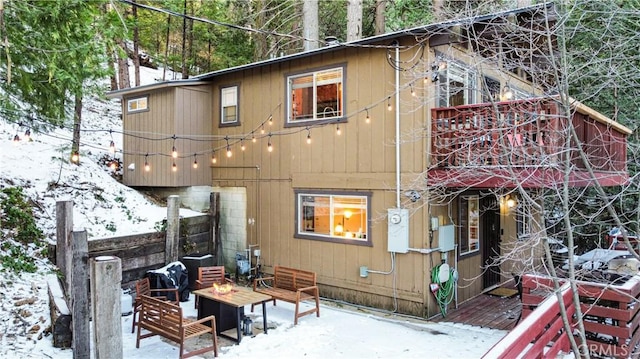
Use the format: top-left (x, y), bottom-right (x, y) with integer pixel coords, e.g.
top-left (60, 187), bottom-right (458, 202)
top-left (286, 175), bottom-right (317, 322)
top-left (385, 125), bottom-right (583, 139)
top-left (432, 289), bottom-right (521, 330)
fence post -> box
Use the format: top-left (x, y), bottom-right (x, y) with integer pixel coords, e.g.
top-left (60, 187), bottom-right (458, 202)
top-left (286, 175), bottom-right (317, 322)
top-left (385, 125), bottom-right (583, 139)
top-left (91, 256), bottom-right (123, 359)
top-left (56, 200), bottom-right (73, 292)
top-left (70, 230), bottom-right (90, 358)
top-left (166, 195), bottom-right (180, 263)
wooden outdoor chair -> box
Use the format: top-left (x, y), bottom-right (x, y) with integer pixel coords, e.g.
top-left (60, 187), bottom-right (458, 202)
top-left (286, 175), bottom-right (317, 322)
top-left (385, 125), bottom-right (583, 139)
top-left (131, 277), bottom-right (180, 333)
top-left (194, 266), bottom-right (233, 308)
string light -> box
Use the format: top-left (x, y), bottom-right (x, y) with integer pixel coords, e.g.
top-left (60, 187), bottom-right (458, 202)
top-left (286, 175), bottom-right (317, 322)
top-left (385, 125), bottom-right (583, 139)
top-left (240, 140), bottom-right (245, 151)
top-left (23, 129), bottom-right (31, 142)
top-left (211, 150), bottom-right (217, 164)
top-left (71, 151), bottom-right (79, 163)
top-left (387, 97), bottom-right (392, 111)
top-left (12, 134), bottom-right (20, 143)
top-left (172, 161), bottom-right (177, 172)
top-left (267, 133), bottom-right (273, 152)
top-left (306, 128), bottom-right (312, 144)
top-left (109, 160), bottom-right (117, 171)
top-left (336, 123), bottom-right (341, 136)
top-left (109, 140), bottom-right (116, 154)
top-left (260, 124), bottom-right (265, 134)
top-left (365, 108), bottom-right (370, 124)
top-left (410, 84), bottom-right (415, 97)
top-left (268, 115), bottom-right (273, 125)
top-left (171, 135), bottom-right (178, 158)
top-left (251, 133), bottom-right (256, 143)
top-left (192, 154), bottom-right (198, 169)
top-left (225, 136), bottom-right (232, 157)
top-left (144, 154), bottom-right (150, 172)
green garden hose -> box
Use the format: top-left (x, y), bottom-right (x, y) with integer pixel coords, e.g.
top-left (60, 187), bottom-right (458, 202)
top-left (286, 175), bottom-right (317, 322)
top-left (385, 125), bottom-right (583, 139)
top-left (431, 264), bottom-right (455, 317)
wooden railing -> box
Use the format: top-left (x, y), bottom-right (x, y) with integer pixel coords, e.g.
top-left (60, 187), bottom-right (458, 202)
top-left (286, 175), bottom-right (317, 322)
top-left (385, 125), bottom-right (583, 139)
top-left (483, 277), bottom-right (574, 359)
top-left (485, 274), bottom-right (640, 358)
top-left (431, 98), bottom-right (627, 173)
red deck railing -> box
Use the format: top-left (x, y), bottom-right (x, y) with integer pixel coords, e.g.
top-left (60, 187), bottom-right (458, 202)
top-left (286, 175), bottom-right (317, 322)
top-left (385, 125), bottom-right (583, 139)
top-left (485, 274), bottom-right (640, 358)
top-left (429, 98), bottom-right (629, 188)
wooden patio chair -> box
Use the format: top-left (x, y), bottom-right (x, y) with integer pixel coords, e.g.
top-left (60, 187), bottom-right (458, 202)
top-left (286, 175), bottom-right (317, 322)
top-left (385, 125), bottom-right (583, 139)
top-left (131, 277), bottom-right (180, 333)
top-left (194, 266), bottom-right (233, 308)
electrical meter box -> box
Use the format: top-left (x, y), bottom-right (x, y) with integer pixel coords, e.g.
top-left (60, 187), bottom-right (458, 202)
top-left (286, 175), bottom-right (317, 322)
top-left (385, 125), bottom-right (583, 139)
top-left (438, 225), bottom-right (455, 252)
top-left (387, 208), bottom-right (409, 253)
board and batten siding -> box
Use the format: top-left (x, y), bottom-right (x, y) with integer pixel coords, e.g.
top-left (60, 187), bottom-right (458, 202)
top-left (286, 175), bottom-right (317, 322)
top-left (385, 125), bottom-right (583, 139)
top-left (122, 85), bottom-right (212, 187)
top-left (210, 39), bottom-right (439, 316)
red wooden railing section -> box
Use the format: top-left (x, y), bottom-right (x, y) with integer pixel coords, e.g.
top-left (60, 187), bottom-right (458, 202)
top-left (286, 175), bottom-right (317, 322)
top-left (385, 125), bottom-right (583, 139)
top-left (483, 278), bottom-right (574, 359)
top-left (431, 98), bottom-right (627, 174)
top-left (485, 274), bottom-right (640, 358)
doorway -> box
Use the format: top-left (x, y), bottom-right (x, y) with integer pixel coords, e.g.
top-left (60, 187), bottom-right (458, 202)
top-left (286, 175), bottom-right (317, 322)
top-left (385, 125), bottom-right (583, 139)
top-left (481, 196), bottom-right (501, 288)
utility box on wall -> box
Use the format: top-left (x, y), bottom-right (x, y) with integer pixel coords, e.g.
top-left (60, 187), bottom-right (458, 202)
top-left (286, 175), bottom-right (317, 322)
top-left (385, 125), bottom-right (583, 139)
top-left (387, 208), bottom-right (409, 253)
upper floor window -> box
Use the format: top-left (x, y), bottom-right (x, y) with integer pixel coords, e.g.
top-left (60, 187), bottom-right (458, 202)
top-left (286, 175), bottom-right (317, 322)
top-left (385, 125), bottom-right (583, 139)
top-left (220, 85), bottom-right (239, 126)
top-left (437, 61), bottom-right (477, 107)
top-left (127, 96), bottom-right (148, 113)
top-left (295, 190), bottom-right (371, 246)
top-left (287, 66), bottom-right (344, 124)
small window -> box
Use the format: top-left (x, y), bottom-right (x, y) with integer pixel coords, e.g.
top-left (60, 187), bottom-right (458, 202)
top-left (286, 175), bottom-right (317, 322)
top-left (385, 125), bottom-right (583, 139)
top-left (127, 96), bottom-right (148, 113)
top-left (295, 191), bottom-right (370, 246)
top-left (459, 195), bottom-right (480, 255)
top-left (287, 66), bottom-right (344, 124)
top-left (220, 85), bottom-right (239, 125)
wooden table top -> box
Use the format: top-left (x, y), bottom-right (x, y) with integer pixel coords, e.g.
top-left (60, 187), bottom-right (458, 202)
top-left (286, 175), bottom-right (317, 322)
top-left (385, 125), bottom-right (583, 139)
top-left (193, 285), bottom-right (272, 308)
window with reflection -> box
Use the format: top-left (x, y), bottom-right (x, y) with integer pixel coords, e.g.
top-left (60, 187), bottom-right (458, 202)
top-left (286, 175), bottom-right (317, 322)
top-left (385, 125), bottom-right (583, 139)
top-left (287, 66), bottom-right (344, 124)
top-left (296, 191), bottom-right (371, 245)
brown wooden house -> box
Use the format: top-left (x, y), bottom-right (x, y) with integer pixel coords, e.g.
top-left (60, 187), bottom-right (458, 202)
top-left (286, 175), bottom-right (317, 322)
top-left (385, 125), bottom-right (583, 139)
top-left (107, 3), bottom-right (631, 318)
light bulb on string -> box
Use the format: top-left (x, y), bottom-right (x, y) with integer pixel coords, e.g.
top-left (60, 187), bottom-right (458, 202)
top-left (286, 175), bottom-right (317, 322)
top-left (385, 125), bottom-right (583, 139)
top-left (410, 84), bottom-right (416, 97)
top-left (211, 150), bottom-right (217, 164)
top-left (336, 123), bottom-right (341, 136)
top-left (71, 151), bottom-right (79, 163)
top-left (171, 135), bottom-right (178, 158)
top-left (260, 124), bottom-right (265, 135)
top-left (144, 154), bottom-right (150, 172)
top-left (23, 129), bottom-right (31, 142)
top-left (109, 160), bottom-right (117, 171)
top-left (193, 154), bottom-right (198, 169)
top-left (267, 134), bottom-right (273, 152)
top-left (251, 133), bottom-right (256, 143)
top-left (225, 136), bottom-right (232, 157)
top-left (172, 161), bottom-right (177, 172)
top-left (109, 140), bottom-right (116, 154)
top-left (268, 115), bottom-right (273, 126)
top-left (12, 134), bottom-right (20, 144)
top-left (387, 97), bottom-right (392, 111)
top-left (365, 109), bottom-right (371, 124)
top-left (241, 140), bottom-right (245, 151)
top-left (306, 128), bottom-right (312, 144)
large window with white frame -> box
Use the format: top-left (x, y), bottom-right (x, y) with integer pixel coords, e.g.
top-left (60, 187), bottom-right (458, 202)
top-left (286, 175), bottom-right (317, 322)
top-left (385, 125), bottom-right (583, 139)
top-left (295, 191), bottom-right (370, 245)
top-left (287, 66), bottom-right (344, 124)
top-left (127, 96), bottom-right (148, 113)
top-left (220, 85), bottom-right (239, 126)
top-left (437, 60), bottom-right (477, 107)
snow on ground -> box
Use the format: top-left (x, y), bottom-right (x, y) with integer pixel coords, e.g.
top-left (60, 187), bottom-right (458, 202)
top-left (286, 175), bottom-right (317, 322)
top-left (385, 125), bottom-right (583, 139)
top-left (0, 65), bottom-right (507, 358)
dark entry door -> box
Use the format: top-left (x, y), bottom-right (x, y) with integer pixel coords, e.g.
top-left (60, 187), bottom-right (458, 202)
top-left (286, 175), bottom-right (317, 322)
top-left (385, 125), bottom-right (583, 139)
top-left (481, 196), bottom-right (501, 288)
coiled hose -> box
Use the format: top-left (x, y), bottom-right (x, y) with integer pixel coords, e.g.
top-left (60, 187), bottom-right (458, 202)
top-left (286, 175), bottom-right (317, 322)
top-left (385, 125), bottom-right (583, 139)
top-left (431, 264), bottom-right (455, 317)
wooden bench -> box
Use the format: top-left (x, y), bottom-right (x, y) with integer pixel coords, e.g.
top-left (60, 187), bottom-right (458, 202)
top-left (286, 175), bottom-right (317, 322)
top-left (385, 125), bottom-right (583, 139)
top-left (252, 265), bottom-right (320, 325)
top-left (136, 295), bottom-right (218, 359)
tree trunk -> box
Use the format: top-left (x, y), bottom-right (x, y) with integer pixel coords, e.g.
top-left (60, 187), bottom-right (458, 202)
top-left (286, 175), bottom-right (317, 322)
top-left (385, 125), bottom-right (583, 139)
top-left (132, 0), bottom-right (140, 86)
top-left (253, 0), bottom-right (268, 59)
top-left (181, 0), bottom-right (188, 79)
top-left (303, 0), bottom-right (318, 51)
top-left (374, 0), bottom-right (385, 35)
top-left (347, 0), bottom-right (362, 42)
top-left (163, 14), bottom-right (171, 81)
top-left (116, 40), bottom-right (130, 89)
top-left (71, 95), bottom-right (82, 163)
